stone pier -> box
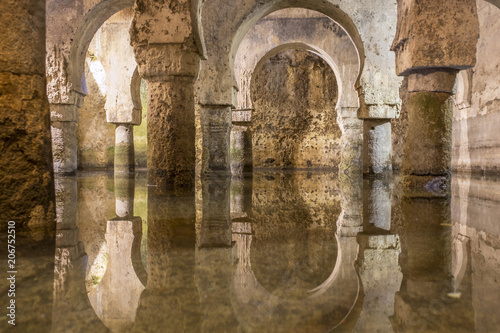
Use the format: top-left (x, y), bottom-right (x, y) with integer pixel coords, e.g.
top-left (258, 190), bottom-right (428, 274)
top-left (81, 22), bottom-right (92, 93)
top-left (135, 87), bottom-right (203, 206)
top-left (50, 93), bottom-right (84, 174)
top-left (402, 69), bottom-right (457, 196)
top-left (130, 0), bottom-right (202, 188)
top-left (391, 0), bottom-right (479, 196)
top-left (0, 0), bottom-right (56, 232)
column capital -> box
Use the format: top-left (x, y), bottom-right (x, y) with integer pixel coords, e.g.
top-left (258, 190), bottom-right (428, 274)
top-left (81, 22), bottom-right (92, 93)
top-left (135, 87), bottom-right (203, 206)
top-left (50, 90), bottom-right (85, 122)
top-left (408, 69), bottom-right (458, 94)
top-left (134, 44), bottom-right (201, 83)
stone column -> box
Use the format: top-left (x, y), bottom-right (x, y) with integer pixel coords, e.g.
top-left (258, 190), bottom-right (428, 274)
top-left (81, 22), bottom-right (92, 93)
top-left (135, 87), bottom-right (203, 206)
top-left (362, 177), bottom-right (392, 232)
top-left (103, 16), bottom-right (142, 174)
top-left (201, 105), bottom-right (232, 175)
top-left (0, 0), bottom-right (56, 232)
top-left (391, 0), bottom-right (479, 195)
top-left (50, 92), bottom-right (84, 174)
top-left (230, 109), bottom-right (253, 175)
top-left (358, 104), bottom-right (395, 176)
top-left (362, 119), bottom-right (392, 175)
top-left (339, 107), bottom-right (363, 173)
top-left (114, 124), bottom-right (135, 173)
top-left (130, 0), bottom-right (202, 189)
top-left (402, 69), bottom-right (457, 196)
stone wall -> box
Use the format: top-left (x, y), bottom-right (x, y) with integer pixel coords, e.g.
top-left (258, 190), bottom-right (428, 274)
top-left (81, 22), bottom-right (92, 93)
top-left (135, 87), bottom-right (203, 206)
top-left (251, 49), bottom-right (341, 169)
top-left (452, 0), bottom-right (500, 175)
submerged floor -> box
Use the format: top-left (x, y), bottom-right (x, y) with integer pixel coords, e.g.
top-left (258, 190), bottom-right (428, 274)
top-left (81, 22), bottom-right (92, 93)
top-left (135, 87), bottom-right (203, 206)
top-left (1, 170), bottom-right (500, 332)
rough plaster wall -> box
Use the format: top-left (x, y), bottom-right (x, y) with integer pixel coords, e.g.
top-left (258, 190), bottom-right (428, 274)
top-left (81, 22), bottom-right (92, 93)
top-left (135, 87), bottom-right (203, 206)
top-left (251, 50), bottom-right (340, 169)
top-left (452, 0), bottom-right (500, 175)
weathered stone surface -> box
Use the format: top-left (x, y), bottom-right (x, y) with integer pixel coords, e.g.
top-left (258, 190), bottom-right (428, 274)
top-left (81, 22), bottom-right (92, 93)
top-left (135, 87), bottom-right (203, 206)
top-left (200, 0), bottom-right (401, 118)
top-left (102, 11), bottom-right (141, 125)
top-left (392, 0), bottom-right (479, 75)
top-left (0, 0), bottom-right (55, 234)
top-left (251, 49), bottom-right (341, 169)
top-left (76, 59), bottom-right (115, 170)
top-left (52, 121), bottom-right (79, 174)
top-left (392, 77), bottom-right (409, 171)
top-left (147, 80), bottom-right (196, 187)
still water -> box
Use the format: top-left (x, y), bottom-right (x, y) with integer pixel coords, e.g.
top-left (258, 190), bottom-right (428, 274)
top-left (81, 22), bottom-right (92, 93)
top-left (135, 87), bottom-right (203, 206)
top-left (2, 171), bottom-right (500, 332)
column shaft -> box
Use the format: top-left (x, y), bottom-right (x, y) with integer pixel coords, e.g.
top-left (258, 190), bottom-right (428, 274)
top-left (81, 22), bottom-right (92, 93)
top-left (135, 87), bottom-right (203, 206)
top-left (202, 105), bottom-right (232, 175)
top-left (147, 79), bottom-right (196, 188)
top-left (114, 124), bottom-right (135, 173)
top-left (403, 69), bottom-right (457, 197)
top-left (363, 119), bottom-right (392, 175)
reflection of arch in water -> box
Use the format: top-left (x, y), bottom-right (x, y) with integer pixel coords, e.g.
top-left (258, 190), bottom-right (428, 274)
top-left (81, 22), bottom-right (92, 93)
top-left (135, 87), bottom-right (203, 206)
top-left (232, 225), bottom-right (361, 332)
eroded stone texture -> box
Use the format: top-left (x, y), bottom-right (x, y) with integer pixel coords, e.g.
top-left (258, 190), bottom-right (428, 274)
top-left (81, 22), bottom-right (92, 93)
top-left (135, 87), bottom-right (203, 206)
top-left (251, 49), bottom-right (341, 169)
top-left (0, 0), bottom-right (56, 236)
top-left (391, 0), bottom-right (479, 76)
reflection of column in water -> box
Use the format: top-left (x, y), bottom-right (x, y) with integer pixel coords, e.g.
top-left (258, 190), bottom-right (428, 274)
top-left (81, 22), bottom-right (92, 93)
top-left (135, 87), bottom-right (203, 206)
top-left (53, 177), bottom-right (107, 332)
top-left (131, 185), bottom-right (200, 332)
top-left (339, 174), bottom-right (363, 236)
top-left (392, 197), bottom-right (474, 332)
top-left (362, 177), bottom-right (392, 232)
top-left (196, 175), bottom-right (238, 330)
top-left (230, 175), bottom-right (253, 220)
top-left (87, 174), bottom-right (146, 332)
top-left (199, 176), bottom-right (232, 247)
top-left (114, 173), bottom-right (135, 218)
top-left (353, 176), bottom-right (402, 332)
top-left (230, 124), bottom-right (253, 175)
